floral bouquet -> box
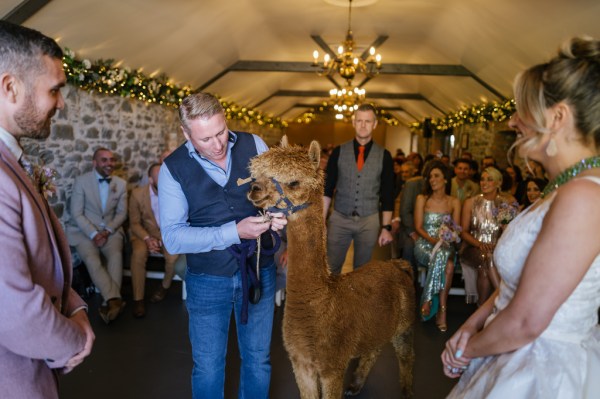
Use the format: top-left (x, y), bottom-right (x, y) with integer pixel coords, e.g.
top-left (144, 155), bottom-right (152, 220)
top-left (431, 215), bottom-right (462, 260)
top-left (439, 214), bottom-right (462, 244)
top-left (493, 201), bottom-right (519, 225)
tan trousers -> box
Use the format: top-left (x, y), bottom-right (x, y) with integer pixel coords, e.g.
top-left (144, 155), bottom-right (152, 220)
top-left (130, 238), bottom-right (179, 301)
top-left (76, 231), bottom-right (124, 301)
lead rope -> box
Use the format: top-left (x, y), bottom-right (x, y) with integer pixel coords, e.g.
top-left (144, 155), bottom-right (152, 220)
top-left (256, 210), bottom-right (271, 280)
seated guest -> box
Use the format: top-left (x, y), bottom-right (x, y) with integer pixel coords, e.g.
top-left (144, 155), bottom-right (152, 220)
top-left (451, 158), bottom-right (480, 203)
top-left (520, 177), bottom-right (547, 210)
top-left (67, 148), bottom-right (127, 324)
top-left (504, 165), bottom-right (526, 204)
top-left (129, 163), bottom-right (181, 317)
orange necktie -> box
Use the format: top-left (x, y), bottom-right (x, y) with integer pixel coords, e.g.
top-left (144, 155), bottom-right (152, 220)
top-left (357, 145), bottom-right (365, 172)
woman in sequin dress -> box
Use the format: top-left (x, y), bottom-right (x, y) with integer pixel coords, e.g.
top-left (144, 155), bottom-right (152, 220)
top-left (460, 167), bottom-right (517, 306)
top-left (442, 37), bottom-right (600, 398)
top-left (414, 160), bottom-right (461, 331)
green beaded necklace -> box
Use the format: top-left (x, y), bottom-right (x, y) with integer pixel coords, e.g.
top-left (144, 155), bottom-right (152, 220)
top-left (541, 155), bottom-right (600, 198)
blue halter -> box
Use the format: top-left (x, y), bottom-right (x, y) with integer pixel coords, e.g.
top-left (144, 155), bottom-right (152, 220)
top-left (266, 177), bottom-right (310, 216)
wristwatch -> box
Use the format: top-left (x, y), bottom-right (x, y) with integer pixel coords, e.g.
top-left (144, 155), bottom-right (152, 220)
top-left (382, 224), bottom-right (392, 231)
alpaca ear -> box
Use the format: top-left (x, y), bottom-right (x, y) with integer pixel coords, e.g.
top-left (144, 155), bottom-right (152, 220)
top-left (308, 140), bottom-right (321, 170)
top-left (280, 135), bottom-right (289, 148)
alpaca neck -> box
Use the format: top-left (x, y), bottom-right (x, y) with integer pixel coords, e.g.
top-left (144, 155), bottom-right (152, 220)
top-left (285, 202), bottom-right (329, 284)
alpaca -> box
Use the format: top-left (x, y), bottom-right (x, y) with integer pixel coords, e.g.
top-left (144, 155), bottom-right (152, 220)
top-left (247, 137), bottom-right (415, 399)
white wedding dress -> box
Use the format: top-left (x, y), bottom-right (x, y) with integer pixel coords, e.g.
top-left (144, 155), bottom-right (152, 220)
top-left (448, 176), bottom-right (600, 399)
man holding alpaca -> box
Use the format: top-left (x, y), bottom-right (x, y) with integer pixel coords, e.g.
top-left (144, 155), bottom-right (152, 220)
top-left (158, 92), bottom-right (286, 398)
top-left (323, 103), bottom-right (395, 273)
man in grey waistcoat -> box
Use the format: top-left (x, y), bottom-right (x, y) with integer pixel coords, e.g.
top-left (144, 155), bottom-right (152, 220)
top-left (323, 103), bottom-right (395, 273)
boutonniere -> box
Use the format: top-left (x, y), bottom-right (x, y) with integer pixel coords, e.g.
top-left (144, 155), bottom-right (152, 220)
top-left (111, 184), bottom-right (117, 194)
top-left (22, 162), bottom-right (58, 199)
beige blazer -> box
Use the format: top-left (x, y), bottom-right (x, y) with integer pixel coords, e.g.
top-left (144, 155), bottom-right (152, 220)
top-left (66, 170), bottom-right (127, 244)
top-left (128, 184), bottom-right (161, 242)
top-left (0, 141), bottom-right (86, 399)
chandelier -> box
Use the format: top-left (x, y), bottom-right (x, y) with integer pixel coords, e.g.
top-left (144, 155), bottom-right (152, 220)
top-left (329, 85), bottom-right (366, 120)
top-left (311, 0), bottom-right (383, 84)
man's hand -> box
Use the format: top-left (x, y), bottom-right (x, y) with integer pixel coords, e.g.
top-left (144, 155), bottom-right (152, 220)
top-left (278, 249), bottom-right (288, 268)
top-left (92, 230), bottom-right (109, 247)
top-left (145, 237), bottom-right (162, 253)
top-left (62, 310), bottom-right (95, 374)
top-left (237, 216), bottom-right (272, 240)
top-left (378, 228), bottom-right (394, 246)
top-left (267, 211), bottom-right (287, 232)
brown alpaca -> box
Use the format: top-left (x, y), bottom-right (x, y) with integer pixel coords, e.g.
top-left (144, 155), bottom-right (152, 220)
top-left (248, 137), bottom-right (415, 399)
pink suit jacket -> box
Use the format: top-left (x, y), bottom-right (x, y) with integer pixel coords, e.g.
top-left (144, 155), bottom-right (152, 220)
top-left (0, 141), bottom-right (87, 399)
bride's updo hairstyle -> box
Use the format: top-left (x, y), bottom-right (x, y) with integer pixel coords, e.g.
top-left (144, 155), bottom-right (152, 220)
top-left (513, 36), bottom-right (600, 152)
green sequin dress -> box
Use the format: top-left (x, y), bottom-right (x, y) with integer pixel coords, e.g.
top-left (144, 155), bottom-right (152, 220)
top-left (414, 212), bottom-right (455, 321)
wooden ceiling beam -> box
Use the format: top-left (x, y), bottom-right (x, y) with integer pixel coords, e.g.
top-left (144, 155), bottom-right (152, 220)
top-left (2, 0), bottom-right (51, 24)
top-left (311, 34), bottom-right (337, 59)
top-left (196, 61), bottom-right (506, 102)
top-left (360, 35), bottom-right (389, 60)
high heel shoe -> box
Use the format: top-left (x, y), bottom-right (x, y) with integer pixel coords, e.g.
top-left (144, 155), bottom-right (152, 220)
top-left (436, 305), bottom-right (447, 332)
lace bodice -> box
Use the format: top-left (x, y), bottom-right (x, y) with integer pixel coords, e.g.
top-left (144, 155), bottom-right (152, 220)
top-left (448, 176), bottom-right (600, 398)
top-left (493, 177), bottom-right (600, 341)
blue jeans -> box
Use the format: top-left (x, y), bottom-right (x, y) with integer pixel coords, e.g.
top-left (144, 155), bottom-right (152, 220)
top-left (185, 263), bottom-right (276, 399)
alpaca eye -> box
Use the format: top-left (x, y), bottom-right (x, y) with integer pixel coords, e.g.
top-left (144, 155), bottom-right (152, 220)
top-left (287, 181), bottom-right (299, 189)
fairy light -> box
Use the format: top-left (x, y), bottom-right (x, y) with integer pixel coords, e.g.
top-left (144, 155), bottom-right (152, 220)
top-left (62, 48), bottom-right (287, 129)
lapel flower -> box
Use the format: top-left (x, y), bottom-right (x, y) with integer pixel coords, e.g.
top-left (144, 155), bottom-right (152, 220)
top-left (22, 161), bottom-right (58, 199)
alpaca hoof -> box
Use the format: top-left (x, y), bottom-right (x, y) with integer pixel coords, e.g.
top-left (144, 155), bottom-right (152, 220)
top-left (344, 383), bottom-right (362, 396)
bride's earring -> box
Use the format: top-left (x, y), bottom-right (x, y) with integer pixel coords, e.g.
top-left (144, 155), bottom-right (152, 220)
top-left (546, 137), bottom-right (558, 157)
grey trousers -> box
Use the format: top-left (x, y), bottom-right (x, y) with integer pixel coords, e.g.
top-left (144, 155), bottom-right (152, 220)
top-left (326, 210), bottom-right (380, 274)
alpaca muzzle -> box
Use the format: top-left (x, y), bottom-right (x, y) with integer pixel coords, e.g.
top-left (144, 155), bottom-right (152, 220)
top-left (266, 177), bottom-right (310, 216)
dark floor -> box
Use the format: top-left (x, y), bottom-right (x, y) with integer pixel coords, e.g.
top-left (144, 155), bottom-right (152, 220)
top-left (59, 276), bottom-right (473, 399)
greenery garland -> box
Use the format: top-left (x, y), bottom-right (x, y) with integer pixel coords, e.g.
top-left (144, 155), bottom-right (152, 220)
top-left (409, 99), bottom-right (516, 133)
top-left (62, 49), bottom-right (287, 129)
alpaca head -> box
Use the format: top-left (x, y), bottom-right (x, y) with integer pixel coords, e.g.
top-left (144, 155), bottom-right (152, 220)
top-left (248, 136), bottom-right (323, 220)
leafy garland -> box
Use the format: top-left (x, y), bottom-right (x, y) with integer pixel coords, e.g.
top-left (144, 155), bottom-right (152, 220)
top-left (295, 102), bottom-right (400, 126)
top-left (409, 99), bottom-right (516, 133)
top-left (62, 49), bottom-right (287, 129)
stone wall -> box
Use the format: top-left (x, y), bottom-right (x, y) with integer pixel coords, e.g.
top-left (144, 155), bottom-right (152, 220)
top-left (453, 121), bottom-right (516, 169)
top-left (21, 85), bottom-right (284, 226)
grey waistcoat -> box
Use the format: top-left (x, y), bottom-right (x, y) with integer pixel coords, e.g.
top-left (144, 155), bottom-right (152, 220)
top-left (333, 141), bottom-right (383, 217)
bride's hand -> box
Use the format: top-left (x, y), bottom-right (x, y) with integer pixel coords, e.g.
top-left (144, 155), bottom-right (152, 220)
top-left (441, 324), bottom-right (476, 378)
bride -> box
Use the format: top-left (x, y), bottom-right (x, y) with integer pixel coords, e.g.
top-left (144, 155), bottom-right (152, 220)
top-left (442, 36), bottom-right (600, 398)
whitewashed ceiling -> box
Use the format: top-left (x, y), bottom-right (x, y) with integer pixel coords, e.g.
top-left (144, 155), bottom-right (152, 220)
top-left (5, 0), bottom-right (600, 125)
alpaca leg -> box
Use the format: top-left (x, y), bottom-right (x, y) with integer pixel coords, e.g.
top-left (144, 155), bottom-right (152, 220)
top-left (392, 328), bottom-right (415, 398)
top-left (320, 370), bottom-right (345, 399)
top-left (345, 349), bottom-right (381, 396)
top-left (289, 356), bottom-right (319, 399)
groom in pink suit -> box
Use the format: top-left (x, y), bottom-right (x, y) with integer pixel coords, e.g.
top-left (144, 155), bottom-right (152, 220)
top-left (0, 21), bottom-right (94, 398)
